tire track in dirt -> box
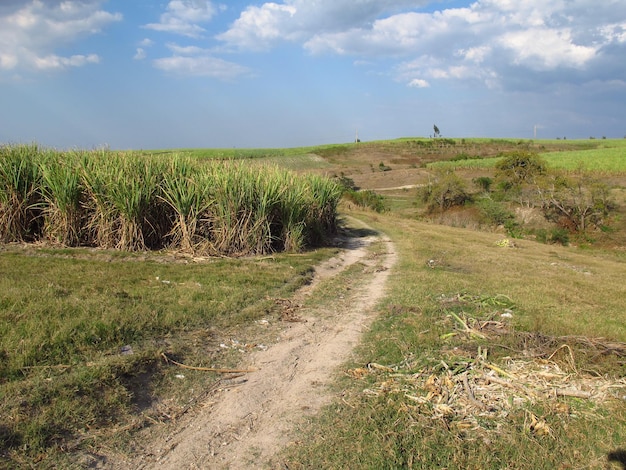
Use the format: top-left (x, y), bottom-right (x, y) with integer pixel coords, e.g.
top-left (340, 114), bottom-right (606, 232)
top-left (137, 221), bottom-right (396, 469)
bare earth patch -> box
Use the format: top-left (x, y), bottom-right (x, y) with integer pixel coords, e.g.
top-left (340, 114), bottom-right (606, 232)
top-left (129, 223), bottom-right (396, 469)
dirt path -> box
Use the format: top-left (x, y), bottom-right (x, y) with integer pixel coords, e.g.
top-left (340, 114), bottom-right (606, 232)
top-left (134, 222), bottom-right (396, 469)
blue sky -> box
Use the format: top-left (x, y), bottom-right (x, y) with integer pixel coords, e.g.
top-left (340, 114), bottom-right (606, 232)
top-left (1, 0), bottom-right (625, 149)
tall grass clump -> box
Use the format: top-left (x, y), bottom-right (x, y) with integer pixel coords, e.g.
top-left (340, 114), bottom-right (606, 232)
top-left (38, 150), bottom-right (85, 245)
top-left (0, 144), bottom-right (42, 242)
top-left (201, 162), bottom-right (341, 255)
top-left (159, 157), bottom-right (212, 253)
top-left (81, 152), bottom-right (164, 250)
top-left (303, 174), bottom-right (342, 245)
top-left (206, 162), bottom-right (265, 255)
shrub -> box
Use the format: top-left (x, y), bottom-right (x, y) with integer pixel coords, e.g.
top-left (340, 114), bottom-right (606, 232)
top-left (344, 189), bottom-right (386, 213)
top-left (495, 151), bottom-right (547, 186)
top-left (334, 173), bottom-right (358, 191)
top-left (473, 176), bottom-right (493, 193)
top-left (476, 197), bottom-right (514, 226)
top-left (419, 171), bottom-right (471, 213)
top-left (536, 173), bottom-right (615, 233)
top-left (549, 227), bottom-right (570, 245)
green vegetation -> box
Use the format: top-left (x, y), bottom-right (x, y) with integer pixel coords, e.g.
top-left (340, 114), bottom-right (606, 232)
top-left (334, 173), bottom-right (387, 213)
top-left (418, 170), bottom-right (472, 213)
top-left (417, 148), bottom-right (621, 244)
top-left (0, 144), bottom-right (341, 255)
top-left (429, 139), bottom-right (626, 173)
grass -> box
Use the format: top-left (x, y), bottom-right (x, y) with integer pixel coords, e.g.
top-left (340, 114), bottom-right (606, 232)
top-left (281, 210), bottom-right (626, 469)
top-left (0, 245), bottom-right (335, 465)
top-left (539, 146), bottom-right (626, 172)
top-left (428, 139), bottom-right (626, 173)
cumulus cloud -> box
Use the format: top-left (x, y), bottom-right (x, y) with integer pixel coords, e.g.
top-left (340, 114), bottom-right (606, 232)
top-left (216, 0), bottom-right (626, 90)
top-left (152, 43), bottom-right (250, 80)
top-left (144, 0), bottom-right (217, 38)
top-left (217, 0), bottom-right (430, 51)
top-left (0, 0), bottom-right (121, 73)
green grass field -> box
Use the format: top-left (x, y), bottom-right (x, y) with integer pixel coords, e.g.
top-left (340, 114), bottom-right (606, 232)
top-left (428, 139), bottom-right (626, 172)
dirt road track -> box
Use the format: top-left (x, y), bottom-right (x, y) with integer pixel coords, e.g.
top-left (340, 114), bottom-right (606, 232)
top-left (134, 224), bottom-right (396, 469)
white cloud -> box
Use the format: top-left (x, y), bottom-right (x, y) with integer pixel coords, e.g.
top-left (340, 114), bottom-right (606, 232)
top-left (34, 53), bottom-right (100, 70)
top-left (0, 1), bottom-right (121, 73)
top-left (498, 28), bottom-right (597, 70)
top-left (216, 3), bottom-right (298, 51)
top-left (408, 78), bottom-right (429, 88)
top-left (144, 0), bottom-right (217, 38)
top-left (217, 0), bottom-right (430, 51)
top-left (216, 0), bottom-right (626, 91)
top-left (153, 43), bottom-right (250, 80)
top-left (599, 22), bottom-right (626, 43)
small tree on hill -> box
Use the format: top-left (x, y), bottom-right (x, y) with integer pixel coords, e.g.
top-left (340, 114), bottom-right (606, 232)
top-left (535, 173), bottom-right (615, 232)
top-left (433, 124), bottom-right (441, 138)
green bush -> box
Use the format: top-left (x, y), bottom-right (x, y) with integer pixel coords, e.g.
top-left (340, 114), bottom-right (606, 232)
top-left (419, 171), bottom-right (471, 213)
top-left (476, 197), bottom-right (514, 226)
top-left (344, 189), bottom-right (386, 213)
top-left (495, 151), bottom-right (547, 186)
top-left (549, 227), bottom-right (570, 245)
top-left (473, 176), bottom-right (493, 193)
top-left (533, 227), bottom-right (570, 245)
top-left (334, 173), bottom-right (358, 191)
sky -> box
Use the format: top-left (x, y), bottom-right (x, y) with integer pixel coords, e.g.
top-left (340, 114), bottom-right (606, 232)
top-left (1, 0), bottom-right (625, 150)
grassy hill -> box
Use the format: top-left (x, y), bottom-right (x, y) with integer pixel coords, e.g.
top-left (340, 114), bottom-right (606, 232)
top-left (1, 138), bottom-right (625, 468)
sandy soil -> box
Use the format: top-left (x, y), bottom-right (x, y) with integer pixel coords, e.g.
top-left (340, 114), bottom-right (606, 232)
top-left (126, 223), bottom-right (396, 469)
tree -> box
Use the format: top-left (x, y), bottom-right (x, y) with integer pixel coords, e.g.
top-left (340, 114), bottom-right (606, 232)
top-left (535, 173), bottom-right (615, 232)
top-left (433, 124), bottom-right (440, 138)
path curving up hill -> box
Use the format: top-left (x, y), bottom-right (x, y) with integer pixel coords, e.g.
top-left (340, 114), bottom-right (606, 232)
top-left (133, 220), bottom-right (397, 469)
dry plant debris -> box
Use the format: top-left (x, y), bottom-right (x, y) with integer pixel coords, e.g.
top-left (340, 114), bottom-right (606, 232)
top-left (348, 303), bottom-right (626, 438)
top-left (352, 351), bottom-right (625, 437)
top-left (274, 297), bottom-right (306, 322)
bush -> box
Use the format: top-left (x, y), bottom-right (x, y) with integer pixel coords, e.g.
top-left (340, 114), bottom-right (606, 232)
top-left (495, 151), bottom-right (547, 186)
top-left (473, 176), bottom-right (493, 193)
top-left (334, 173), bottom-right (358, 191)
top-left (535, 227), bottom-right (569, 245)
top-left (549, 227), bottom-right (570, 245)
top-left (536, 173), bottom-right (615, 233)
top-left (419, 171), bottom-right (471, 213)
top-left (344, 189), bottom-right (386, 213)
top-left (476, 197), bottom-right (514, 226)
